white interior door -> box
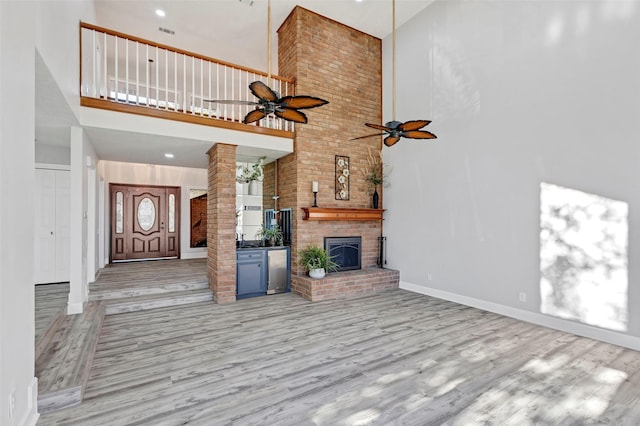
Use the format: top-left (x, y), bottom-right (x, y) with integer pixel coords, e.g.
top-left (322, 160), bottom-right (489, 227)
top-left (34, 169), bottom-right (56, 283)
top-left (34, 169), bottom-right (70, 284)
top-left (55, 171), bottom-right (70, 282)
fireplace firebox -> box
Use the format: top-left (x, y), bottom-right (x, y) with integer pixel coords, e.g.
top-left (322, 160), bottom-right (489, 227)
top-left (324, 236), bottom-right (361, 271)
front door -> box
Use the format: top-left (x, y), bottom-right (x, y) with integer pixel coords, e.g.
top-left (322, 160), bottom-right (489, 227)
top-left (110, 184), bottom-right (180, 262)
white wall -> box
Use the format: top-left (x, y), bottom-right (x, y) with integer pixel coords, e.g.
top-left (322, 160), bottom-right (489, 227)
top-left (35, 144), bottom-right (70, 165)
top-left (100, 160), bottom-right (209, 263)
top-left (0, 2), bottom-right (40, 424)
top-left (35, 0), bottom-right (96, 119)
top-left (385, 0), bottom-right (640, 349)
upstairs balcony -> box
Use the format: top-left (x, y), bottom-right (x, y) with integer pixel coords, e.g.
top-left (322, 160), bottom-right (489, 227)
top-left (79, 22), bottom-right (296, 138)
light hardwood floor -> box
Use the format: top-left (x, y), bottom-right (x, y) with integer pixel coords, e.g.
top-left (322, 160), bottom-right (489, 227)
top-left (38, 287), bottom-right (640, 425)
top-left (35, 282), bottom-right (69, 341)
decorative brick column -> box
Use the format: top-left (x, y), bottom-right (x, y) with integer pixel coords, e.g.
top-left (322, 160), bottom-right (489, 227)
top-left (207, 143), bottom-right (237, 303)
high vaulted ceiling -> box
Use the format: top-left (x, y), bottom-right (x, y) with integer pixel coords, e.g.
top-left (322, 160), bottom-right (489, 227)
top-left (36, 0), bottom-right (432, 168)
top-left (94, 0), bottom-right (432, 74)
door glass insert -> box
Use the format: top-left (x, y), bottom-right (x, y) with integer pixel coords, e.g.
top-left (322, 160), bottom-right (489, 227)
top-left (137, 197), bottom-right (155, 231)
top-left (116, 191), bottom-right (124, 234)
top-left (169, 193), bottom-right (175, 233)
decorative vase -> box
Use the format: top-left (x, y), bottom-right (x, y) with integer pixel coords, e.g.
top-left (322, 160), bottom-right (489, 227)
top-left (309, 268), bottom-right (326, 279)
top-left (372, 187), bottom-right (379, 209)
top-left (248, 180), bottom-right (258, 196)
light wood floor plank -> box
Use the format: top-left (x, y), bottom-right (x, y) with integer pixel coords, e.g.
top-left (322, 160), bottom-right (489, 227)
top-left (38, 287), bottom-right (640, 425)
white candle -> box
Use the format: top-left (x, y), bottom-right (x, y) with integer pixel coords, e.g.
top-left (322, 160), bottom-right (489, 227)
top-left (312, 181), bottom-right (319, 193)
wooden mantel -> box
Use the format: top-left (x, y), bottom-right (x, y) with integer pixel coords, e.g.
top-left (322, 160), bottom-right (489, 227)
top-left (302, 207), bottom-right (385, 221)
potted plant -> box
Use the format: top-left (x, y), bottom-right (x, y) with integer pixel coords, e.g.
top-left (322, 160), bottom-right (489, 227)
top-left (362, 148), bottom-right (387, 209)
top-left (256, 224), bottom-right (283, 247)
top-left (298, 244), bottom-right (339, 279)
top-left (237, 157), bottom-right (265, 195)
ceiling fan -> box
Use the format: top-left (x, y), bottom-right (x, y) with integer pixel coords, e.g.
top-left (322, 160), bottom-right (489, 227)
top-left (203, 0), bottom-right (328, 125)
top-left (206, 81), bottom-right (328, 125)
top-left (352, 0), bottom-right (437, 147)
top-left (352, 120), bottom-right (436, 147)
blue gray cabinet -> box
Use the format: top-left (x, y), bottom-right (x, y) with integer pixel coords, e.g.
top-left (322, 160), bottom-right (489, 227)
top-left (236, 246), bottom-right (290, 299)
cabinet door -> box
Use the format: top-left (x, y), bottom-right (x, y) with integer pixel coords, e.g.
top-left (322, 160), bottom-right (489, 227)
top-left (237, 251), bottom-right (267, 298)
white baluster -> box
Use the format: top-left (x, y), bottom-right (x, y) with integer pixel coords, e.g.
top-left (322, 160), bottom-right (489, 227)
top-left (135, 41), bottom-right (139, 105)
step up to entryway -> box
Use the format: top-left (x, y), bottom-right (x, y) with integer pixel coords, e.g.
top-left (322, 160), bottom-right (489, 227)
top-left (36, 301), bottom-right (105, 414)
top-left (89, 276), bottom-right (213, 315)
top-left (103, 288), bottom-right (213, 315)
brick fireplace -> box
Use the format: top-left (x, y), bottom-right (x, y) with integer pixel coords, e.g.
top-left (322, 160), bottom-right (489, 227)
top-left (270, 7), bottom-right (399, 302)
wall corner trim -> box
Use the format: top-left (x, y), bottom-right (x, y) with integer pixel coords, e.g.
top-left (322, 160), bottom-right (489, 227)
top-left (17, 377), bottom-right (40, 426)
top-left (67, 301), bottom-right (84, 315)
top-left (400, 281), bottom-right (640, 352)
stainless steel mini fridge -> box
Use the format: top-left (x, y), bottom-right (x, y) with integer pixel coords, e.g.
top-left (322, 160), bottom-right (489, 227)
top-left (267, 249), bottom-right (288, 294)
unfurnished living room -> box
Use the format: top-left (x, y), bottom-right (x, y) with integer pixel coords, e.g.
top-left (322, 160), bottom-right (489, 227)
top-left (2, 0), bottom-right (640, 425)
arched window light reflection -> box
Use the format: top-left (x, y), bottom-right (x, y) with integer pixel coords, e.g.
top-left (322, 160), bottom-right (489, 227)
top-left (539, 183), bottom-right (628, 332)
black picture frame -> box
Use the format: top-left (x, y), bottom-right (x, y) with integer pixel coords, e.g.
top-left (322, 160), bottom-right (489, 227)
top-left (335, 155), bottom-right (350, 200)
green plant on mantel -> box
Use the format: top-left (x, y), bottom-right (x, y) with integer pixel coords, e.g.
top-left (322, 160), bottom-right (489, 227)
top-left (237, 156), bottom-right (265, 183)
top-left (298, 244), bottom-right (339, 272)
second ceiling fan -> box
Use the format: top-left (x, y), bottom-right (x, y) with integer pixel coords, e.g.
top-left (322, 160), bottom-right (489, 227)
top-left (204, 0), bottom-right (328, 125)
top-left (352, 0), bottom-right (437, 147)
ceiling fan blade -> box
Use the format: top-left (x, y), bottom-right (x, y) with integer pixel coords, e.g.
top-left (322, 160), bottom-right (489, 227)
top-left (249, 81), bottom-right (278, 102)
top-left (350, 133), bottom-right (385, 141)
top-left (275, 108), bottom-right (308, 124)
top-left (402, 130), bottom-right (437, 139)
top-left (399, 120), bottom-right (431, 131)
top-left (279, 96), bottom-right (329, 109)
top-left (365, 123), bottom-right (392, 132)
top-left (203, 99), bottom-right (259, 106)
top-left (243, 108), bottom-right (267, 124)
top-left (384, 136), bottom-right (402, 147)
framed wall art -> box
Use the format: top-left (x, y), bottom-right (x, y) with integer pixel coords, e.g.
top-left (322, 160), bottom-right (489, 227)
top-left (335, 155), bottom-right (350, 200)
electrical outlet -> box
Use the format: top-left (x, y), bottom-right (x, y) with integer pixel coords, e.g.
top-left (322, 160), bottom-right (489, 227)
top-left (519, 292), bottom-right (527, 303)
top-left (427, 273), bottom-right (432, 281)
top-left (9, 390), bottom-right (15, 419)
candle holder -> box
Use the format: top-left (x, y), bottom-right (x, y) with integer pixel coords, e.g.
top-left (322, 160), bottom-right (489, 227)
top-left (312, 181), bottom-right (318, 207)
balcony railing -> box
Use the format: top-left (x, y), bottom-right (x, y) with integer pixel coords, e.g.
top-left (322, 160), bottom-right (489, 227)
top-left (80, 22), bottom-right (296, 133)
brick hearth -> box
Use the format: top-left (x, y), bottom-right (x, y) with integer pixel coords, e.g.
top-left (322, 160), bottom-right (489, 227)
top-left (292, 268), bottom-right (399, 302)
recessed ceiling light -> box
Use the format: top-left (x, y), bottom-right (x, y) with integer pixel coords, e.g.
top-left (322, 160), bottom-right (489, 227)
top-left (164, 153), bottom-right (174, 158)
top-left (155, 9), bottom-right (166, 17)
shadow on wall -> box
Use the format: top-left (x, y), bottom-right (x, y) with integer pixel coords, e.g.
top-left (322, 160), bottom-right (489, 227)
top-left (539, 182), bottom-right (628, 332)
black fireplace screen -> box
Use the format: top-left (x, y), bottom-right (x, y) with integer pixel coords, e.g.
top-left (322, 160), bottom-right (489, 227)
top-left (324, 236), bottom-right (361, 271)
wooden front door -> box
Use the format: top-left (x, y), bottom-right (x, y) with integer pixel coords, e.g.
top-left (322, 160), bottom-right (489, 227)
top-left (110, 184), bottom-right (180, 262)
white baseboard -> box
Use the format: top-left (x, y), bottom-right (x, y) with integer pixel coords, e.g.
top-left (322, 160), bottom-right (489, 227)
top-left (400, 281), bottom-right (640, 351)
top-left (67, 301), bottom-right (84, 315)
top-left (180, 251), bottom-right (207, 260)
top-left (18, 377), bottom-right (40, 426)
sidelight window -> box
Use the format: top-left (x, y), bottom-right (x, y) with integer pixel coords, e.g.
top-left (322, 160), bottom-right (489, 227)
top-left (115, 191), bottom-right (124, 233)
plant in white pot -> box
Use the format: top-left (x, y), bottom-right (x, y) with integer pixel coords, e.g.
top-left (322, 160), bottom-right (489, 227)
top-left (237, 157), bottom-right (265, 195)
top-left (298, 244), bottom-right (339, 279)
